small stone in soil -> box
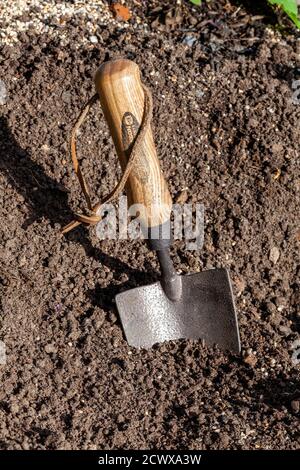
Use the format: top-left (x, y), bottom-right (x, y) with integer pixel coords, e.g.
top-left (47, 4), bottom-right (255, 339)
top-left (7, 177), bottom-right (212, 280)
top-left (278, 325), bottom-right (292, 336)
top-left (89, 35), bottom-right (98, 44)
top-left (182, 35), bottom-right (197, 47)
top-left (44, 343), bottom-right (57, 354)
top-left (0, 80), bottom-right (8, 105)
top-left (196, 89), bottom-right (205, 98)
top-left (266, 301), bottom-right (277, 315)
top-left (291, 400), bottom-right (300, 413)
top-left (244, 353), bottom-right (257, 367)
top-left (269, 246), bottom-right (280, 264)
top-left (235, 277), bottom-right (246, 294)
top-left (10, 402), bottom-right (19, 414)
top-left (93, 316), bottom-right (105, 330)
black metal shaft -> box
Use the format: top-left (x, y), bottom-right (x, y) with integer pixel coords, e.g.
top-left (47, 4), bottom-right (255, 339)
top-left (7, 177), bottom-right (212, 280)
top-left (156, 248), bottom-right (177, 280)
top-left (156, 248), bottom-right (182, 302)
top-left (147, 222), bottom-right (182, 302)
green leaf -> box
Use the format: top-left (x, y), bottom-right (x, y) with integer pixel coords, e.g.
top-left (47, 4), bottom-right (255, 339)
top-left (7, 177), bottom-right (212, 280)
top-left (190, 0), bottom-right (202, 5)
top-left (268, 0), bottom-right (300, 28)
top-left (269, 0), bottom-right (297, 15)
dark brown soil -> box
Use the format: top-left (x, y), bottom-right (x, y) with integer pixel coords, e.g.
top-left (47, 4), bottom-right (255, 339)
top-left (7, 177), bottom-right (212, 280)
top-left (0, 0), bottom-right (300, 450)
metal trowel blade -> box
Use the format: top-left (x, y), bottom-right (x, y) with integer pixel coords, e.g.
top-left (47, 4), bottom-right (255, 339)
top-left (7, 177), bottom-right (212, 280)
top-left (115, 268), bottom-right (240, 353)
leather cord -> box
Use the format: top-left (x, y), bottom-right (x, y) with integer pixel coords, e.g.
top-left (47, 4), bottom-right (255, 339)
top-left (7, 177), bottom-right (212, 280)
top-left (61, 84), bottom-right (153, 234)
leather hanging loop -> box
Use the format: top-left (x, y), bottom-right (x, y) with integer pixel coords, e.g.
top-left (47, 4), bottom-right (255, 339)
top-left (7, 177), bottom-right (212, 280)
top-left (61, 84), bottom-right (153, 235)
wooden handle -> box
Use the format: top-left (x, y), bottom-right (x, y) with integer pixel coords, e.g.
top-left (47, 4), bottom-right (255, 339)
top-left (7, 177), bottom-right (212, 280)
top-left (94, 59), bottom-right (172, 228)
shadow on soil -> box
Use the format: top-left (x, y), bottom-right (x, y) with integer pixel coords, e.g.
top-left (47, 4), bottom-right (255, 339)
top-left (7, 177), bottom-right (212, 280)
top-left (254, 375), bottom-right (300, 410)
top-left (0, 116), bottom-right (157, 311)
top-left (230, 0), bottom-right (277, 22)
top-left (0, 116), bottom-right (70, 228)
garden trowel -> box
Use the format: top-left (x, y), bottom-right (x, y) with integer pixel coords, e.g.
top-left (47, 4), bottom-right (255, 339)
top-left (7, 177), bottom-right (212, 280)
top-left (94, 59), bottom-right (241, 353)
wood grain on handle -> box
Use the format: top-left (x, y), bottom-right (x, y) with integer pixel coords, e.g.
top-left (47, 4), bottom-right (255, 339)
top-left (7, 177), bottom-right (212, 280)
top-left (94, 59), bottom-right (172, 228)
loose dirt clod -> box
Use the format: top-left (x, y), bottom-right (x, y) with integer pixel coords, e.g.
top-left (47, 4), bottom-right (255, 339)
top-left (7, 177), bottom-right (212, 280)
top-left (244, 353), bottom-right (258, 367)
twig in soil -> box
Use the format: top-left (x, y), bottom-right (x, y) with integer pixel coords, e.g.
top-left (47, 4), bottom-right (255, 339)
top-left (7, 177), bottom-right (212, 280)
top-left (226, 37), bottom-right (261, 42)
top-left (232, 6), bottom-right (242, 18)
top-left (29, 170), bottom-right (43, 189)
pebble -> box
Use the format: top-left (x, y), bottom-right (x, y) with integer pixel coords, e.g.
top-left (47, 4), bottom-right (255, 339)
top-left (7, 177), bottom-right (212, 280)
top-left (235, 277), bottom-right (246, 294)
top-left (10, 402), bottom-right (19, 414)
top-left (291, 400), bottom-right (300, 413)
top-left (61, 91), bottom-right (72, 103)
top-left (109, 312), bottom-right (117, 324)
top-left (278, 325), bottom-right (292, 336)
top-left (0, 80), bottom-right (8, 105)
top-left (244, 353), bottom-right (257, 367)
top-left (269, 246), bottom-right (280, 264)
top-left (116, 414), bottom-right (125, 423)
top-left (44, 343), bottom-right (57, 354)
top-left (266, 301), bottom-right (277, 315)
top-left (182, 35), bottom-right (197, 47)
top-left (196, 89), bottom-right (205, 98)
top-left (89, 35), bottom-right (98, 44)
top-left (175, 188), bottom-right (188, 204)
top-left (219, 433), bottom-right (230, 447)
top-left (93, 317), bottom-right (105, 330)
